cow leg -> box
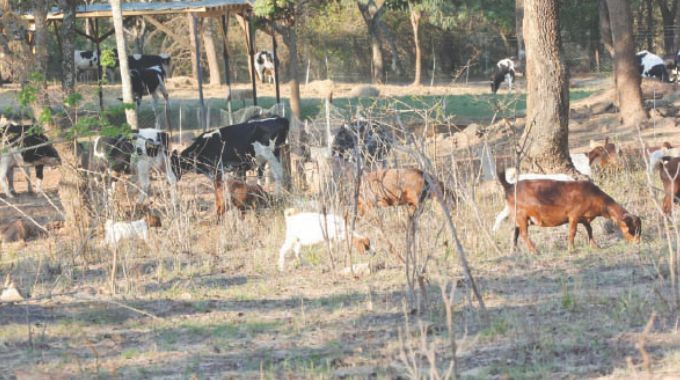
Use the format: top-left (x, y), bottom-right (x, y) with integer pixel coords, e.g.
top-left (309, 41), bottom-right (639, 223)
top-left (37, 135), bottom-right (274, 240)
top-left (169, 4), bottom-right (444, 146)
top-left (0, 156), bottom-right (14, 198)
top-left (33, 165), bottom-right (44, 193)
top-left (136, 158), bottom-right (152, 204)
top-left (150, 91), bottom-right (160, 129)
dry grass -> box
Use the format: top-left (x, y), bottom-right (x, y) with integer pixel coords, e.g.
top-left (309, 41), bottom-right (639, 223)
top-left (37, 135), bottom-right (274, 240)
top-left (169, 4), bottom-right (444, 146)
top-left (2, 80), bottom-right (680, 378)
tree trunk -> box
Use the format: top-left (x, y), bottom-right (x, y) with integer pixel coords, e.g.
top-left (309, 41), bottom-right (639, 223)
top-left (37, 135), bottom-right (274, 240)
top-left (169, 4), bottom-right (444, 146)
top-left (607, 0), bottom-right (648, 127)
top-left (188, 13), bottom-right (199, 83)
top-left (379, 22), bottom-right (403, 76)
top-left (110, 0), bottom-right (137, 129)
top-left (56, 0), bottom-right (92, 231)
top-left (32, 2), bottom-right (49, 74)
top-left (235, 14), bottom-right (253, 82)
top-left (599, 0), bottom-right (615, 57)
top-left (280, 27), bottom-right (301, 120)
top-left (656, 0), bottom-right (679, 55)
top-left (358, 1), bottom-right (386, 84)
top-left (516, 0), bottom-right (525, 60)
top-left (646, 0), bottom-right (654, 51)
top-left (203, 18), bottom-right (222, 86)
top-left (521, 0), bottom-right (572, 174)
top-left (410, 6), bottom-right (422, 86)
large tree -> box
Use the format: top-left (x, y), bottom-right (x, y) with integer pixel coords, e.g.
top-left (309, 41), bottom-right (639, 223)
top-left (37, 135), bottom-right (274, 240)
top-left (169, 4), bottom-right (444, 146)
top-left (357, 0), bottom-right (386, 84)
top-left (110, 0), bottom-right (137, 129)
top-left (521, 0), bottom-right (573, 173)
top-left (655, 0), bottom-right (678, 55)
top-left (254, 0), bottom-right (306, 120)
top-left (606, 0), bottom-right (648, 128)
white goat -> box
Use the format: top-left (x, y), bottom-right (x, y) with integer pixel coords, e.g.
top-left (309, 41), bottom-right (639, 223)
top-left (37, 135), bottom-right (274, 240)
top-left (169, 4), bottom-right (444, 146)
top-left (278, 209), bottom-right (371, 271)
top-left (104, 216), bottom-right (160, 247)
top-left (492, 169), bottom-right (575, 233)
top-left (252, 139), bottom-right (284, 192)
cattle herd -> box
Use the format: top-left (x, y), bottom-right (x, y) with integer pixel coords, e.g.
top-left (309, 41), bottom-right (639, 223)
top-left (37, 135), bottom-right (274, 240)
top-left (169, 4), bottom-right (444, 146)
top-left (4, 46), bottom-right (680, 269)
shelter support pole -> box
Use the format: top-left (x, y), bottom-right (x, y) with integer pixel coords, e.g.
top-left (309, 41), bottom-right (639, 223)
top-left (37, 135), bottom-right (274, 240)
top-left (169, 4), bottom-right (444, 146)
top-left (246, 14), bottom-right (257, 106)
top-left (272, 32), bottom-right (280, 106)
top-left (221, 12), bottom-right (233, 125)
top-left (192, 13), bottom-right (207, 131)
top-left (94, 19), bottom-right (104, 112)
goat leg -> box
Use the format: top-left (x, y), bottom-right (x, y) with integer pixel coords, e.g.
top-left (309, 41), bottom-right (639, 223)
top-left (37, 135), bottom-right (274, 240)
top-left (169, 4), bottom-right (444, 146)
top-left (582, 221), bottom-right (598, 249)
top-left (517, 218), bottom-right (537, 253)
top-left (567, 219), bottom-right (577, 252)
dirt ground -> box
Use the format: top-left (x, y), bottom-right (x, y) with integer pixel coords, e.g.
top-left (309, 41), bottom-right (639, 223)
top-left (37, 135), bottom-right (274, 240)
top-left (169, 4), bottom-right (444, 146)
top-left (2, 78), bottom-right (680, 378)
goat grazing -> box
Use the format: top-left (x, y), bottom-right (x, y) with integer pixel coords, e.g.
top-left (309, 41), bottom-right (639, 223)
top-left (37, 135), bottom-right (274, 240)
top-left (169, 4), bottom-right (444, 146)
top-left (497, 168), bottom-right (641, 252)
top-left (278, 209), bottom-right (371, 271)
top-left (358, 168), bottom-right (450, 215)
top-left (492, 169), bottom-right (575, 232)
top-left (218, 179), bottom-right (269, 217)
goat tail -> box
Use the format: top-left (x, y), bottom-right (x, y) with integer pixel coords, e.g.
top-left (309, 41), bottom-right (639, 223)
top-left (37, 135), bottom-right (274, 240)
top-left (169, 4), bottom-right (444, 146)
top-left (497, 167), bottom-right (512, 192)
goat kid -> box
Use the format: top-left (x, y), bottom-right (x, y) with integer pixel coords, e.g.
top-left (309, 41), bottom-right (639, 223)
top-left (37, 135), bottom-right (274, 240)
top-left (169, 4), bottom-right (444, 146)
top-left (216, 179), bottom-right (269, 217)
top-left (104, 215), bottom-right (161, 247)
top-left (278, 209), bottom-right (371, 271)
top-left (497, 168), bottom-right (641, 252)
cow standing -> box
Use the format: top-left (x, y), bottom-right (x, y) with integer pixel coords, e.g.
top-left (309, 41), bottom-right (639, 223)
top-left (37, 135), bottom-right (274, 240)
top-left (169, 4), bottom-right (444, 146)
top-left (0, 123), bottom-right (60, 197)
top-left (128, 53), bottom-right (171, 74)
top-left (491, 58), bottom-right (516, 94)
top-left (254, 50), bottom-right (276, 84)
top-left (636, 50), bottom-right (669, 82)
top-left (88, 129), bottom-right (176, 203)
top-left (170, 116), bottom-right (289, 215)
top-left (130, 65), bottom-right (169, 129)
top-left (74, 50), bottom-right (100, 82)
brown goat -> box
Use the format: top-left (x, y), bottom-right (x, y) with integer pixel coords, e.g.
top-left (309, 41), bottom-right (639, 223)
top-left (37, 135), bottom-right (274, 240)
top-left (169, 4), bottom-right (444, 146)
top-left (357, 168), bottom-right (451, 215)
top-left (1, 219), bottom-right (47, 244)
top-left (497, 168), bottom-right (641, 252)
top-left (658, 156), bottom-right (680, 215)
top-left (588, 137), bottom-right (620, 169)
top-left (215, 178), bottom-right (269, 216)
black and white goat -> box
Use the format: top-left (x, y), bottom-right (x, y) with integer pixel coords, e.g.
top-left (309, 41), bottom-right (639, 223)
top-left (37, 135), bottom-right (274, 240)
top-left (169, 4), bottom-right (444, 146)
top-left (636, 50), bottom-right (670, 82)
top-left (491, 58), bottom-right (516, 94)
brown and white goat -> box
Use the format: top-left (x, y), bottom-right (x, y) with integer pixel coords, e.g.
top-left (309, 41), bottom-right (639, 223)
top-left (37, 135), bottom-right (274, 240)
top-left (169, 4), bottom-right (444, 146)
top-left (588, 137), bottom-right (620, 170)
top-left (357, 168), bottom-right (451, 215)
top-left (215, 178), bottom-right (269, 216)
top-left (497, 168), bottom-right (641, 252)
top-left (656, 156), bottom-right (680, 215)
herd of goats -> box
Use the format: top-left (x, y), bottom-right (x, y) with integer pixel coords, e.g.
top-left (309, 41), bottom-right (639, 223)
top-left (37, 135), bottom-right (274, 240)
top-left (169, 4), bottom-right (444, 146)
top-left (2, 46), bottom-right (680, 272)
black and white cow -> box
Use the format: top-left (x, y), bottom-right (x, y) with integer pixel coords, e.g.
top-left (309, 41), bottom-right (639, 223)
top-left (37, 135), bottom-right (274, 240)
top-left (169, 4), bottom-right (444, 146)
top-left (128, 53), bottom-right (171, 74)
top-left (0, 123), bottom-right (60, 197)
top-left (74, 50), bottom-right (99, 81)
top-left (89, 129), bottom-right (176, 203)
top-left (170, 116), bottom-right (289, 215)
top-left (130, 65), bottom-right (169, 128)
top-left (636, 50), bottom-right (670, 82)
top-left (331, 119), bottom-right (394, 168)
top-left (491, 58), bottom-right (516, 94)
top-left (254, 50), bottom-right (276, 84)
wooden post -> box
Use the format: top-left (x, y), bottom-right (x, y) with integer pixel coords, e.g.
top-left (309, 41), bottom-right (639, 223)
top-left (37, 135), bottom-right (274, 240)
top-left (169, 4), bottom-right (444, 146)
top-left (192, 14), bottom-right (207, 131)
top-left (246, 15), bottom-right (258, 106)
top-left (221, 13), bottom-right (234, 125)
top-left (95, 19), bottom-right (104, 111)
top-left (272, 32), bottom-right (281, 105)
top-left (280, 143), bottom-right (292, 191)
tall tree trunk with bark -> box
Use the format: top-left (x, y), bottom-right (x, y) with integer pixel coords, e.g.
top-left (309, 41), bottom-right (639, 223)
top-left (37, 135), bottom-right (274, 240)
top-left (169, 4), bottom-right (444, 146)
top-left (521, 0), bottom-right (573, 174)
top-left (410, 5), bottom-right (422, 85)
top-left (188, 13), bottom-right (199, 82)
top-left (358, 1), bottom-right (386, 84)
top-left (54, 0), bottom-right (92, 231)
top-left (203, 18), bottom-right (222, 86)
top-left (646, 0), bottom-right (654, 51)
top-left (111, 0), bottom-right (137, 129)
top-left (599, 0), bottom-right (615, 57)
top-left (279, 26), bottom-right (301, 120)
top-left (656, 0), bottom-right (679, 55)
top-left (607, 0), bottom-right (648, 127)
top-left (516, 0), bottom-right (525, 60)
